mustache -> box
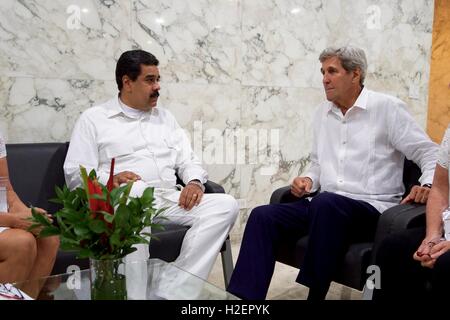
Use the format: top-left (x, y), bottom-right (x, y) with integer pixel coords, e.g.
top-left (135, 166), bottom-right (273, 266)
top-left (150, 91), bottom-right (160, 98)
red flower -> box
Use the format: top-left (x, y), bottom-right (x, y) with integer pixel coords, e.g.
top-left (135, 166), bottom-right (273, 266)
top-left (84, 159), bottom-right (116, 226)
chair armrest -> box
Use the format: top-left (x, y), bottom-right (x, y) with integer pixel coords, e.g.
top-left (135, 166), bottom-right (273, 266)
top-left (204, 180), bottom-right (225, 194)
top-left (370, 203), bottom-right (426, 264)
top-left (270, 186), bottom-right (291, 204)
top-left (175, 175), bottom-right (224, 194)
top-left (270, 186), bottom-right (318, 204)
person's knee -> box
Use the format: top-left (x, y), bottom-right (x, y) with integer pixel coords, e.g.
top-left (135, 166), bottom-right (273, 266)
top-left (310, 192), bottom-right (339, 207)
top-left (215, 194), bottom-right (240, 223)
top-left (309, 192), bottom-right (343, 218)
top-left (13, 230), bottom-right (38, 262)
top-left (38, 236), bottom-right (60, 258)
top-left (247, 205), bottom-right (276, 225)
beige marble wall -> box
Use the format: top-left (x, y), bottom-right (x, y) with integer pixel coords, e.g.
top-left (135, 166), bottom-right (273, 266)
top-left (427, 0), bottom-right (450, 143)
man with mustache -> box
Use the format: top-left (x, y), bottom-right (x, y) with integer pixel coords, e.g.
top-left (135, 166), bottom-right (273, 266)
top-left (227, 46), bottom-right (439, 300)
top-left (64, 50), bottom-right (239, 295)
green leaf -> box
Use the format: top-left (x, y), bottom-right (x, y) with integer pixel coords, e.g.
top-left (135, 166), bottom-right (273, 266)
top-left (119, 182), bottom-right (133, 205)
top-left (55, 185), bottom-right (64, 201)
top-left (58, 208), bottom-right (83, 222)
top-left (114, 204), bottom-right (131, 228)
top-left (102, 213), bottom-right (115, 223)
top-left (49, 197), bottom-right (63, 204)
top-left (148, 224), bottom-right (165, 231)
top-left (88, 169), bottom-right (97, 180)
top-left (74, 225), bottom-right (90, 237)
top-left (90, 193), bottom-right (106, 201)
top-left (109, 232), bottom-right (121, 246)
top-left (88, 220), bottom-right (108, 234)
top-left (38, 226), bottom-right (61, 237)
top-left (140, 187), bottom-right (154, 206)
top-left (141, 233), bottom-right (159, 241)
top-left (30, 208), bottom-right (52, 227)
top-left (60, 242), bottom-right (80, 251)
top-left (60, 236), bottom-right (79, 245)
top-left (78, 248), bottom-right (94, 259)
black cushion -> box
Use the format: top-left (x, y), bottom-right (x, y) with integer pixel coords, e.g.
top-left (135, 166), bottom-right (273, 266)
top-left (6, 143), bottom-right (68, 212)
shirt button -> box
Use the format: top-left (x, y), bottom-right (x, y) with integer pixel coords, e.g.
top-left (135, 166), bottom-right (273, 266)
top-left (342, 141), bottom-right (346, 144)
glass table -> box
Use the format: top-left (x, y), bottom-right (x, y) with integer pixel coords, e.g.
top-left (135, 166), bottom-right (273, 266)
top-left (12, 258), bottom-right (239, 300)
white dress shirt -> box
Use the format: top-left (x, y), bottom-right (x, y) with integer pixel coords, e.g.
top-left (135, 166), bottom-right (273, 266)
top-left (0, 133), bottom-right (6, 158)
top-left (303, 87), bottom-right (438, 212)
top-left (437, 125), bottom-right (450, 203)
top-left (64, 96), bottom-right (207, 190)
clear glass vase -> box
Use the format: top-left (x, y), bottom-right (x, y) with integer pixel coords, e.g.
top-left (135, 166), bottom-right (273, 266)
top-left (90, 258), bottom-right (127, 300)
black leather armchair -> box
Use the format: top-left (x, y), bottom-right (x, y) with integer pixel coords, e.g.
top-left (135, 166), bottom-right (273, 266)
top-left (5, 142), bottom-right (234, 287)
top-left (270, 159), bottom-right (426, 294)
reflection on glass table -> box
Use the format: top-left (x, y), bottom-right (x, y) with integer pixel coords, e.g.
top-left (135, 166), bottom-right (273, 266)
top-left (13, 258), bottom-right (239, 300)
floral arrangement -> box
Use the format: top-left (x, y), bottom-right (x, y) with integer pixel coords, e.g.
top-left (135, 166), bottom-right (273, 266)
top-left (30, 159), bottom-right (165, 260)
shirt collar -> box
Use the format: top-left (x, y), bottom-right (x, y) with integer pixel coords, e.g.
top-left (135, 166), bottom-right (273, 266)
top-left (353, 86), bottom-right (368, 110)
top-left (106, 95), bottom-right (157, 119)
top-left (327, 86), bottom-right (369, 115)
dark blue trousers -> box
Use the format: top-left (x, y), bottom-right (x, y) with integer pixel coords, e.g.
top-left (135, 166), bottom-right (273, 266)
top-left (227, 192), bottom-right (380, 300)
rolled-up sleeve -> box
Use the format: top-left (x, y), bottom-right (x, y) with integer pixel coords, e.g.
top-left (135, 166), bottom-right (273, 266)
top-left (390, 105), bottom-right (439, 186)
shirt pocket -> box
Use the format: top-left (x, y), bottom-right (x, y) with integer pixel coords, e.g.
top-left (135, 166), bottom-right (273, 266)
top-left (104, 144), bottom-right (134, 159)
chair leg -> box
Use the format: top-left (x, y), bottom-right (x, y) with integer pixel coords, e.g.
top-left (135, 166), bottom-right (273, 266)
top-left (220, 237), bottom-right (234, 288)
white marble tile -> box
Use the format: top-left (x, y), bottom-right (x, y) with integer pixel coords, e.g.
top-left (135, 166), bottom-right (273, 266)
top-left (241, 0), bottom-right (331, 88)
top-left (241, 0), bottom-right (433, 94)
top-left (132, 0), bottom-right (242, 84)
top-left (158, 82), bottom-right (241, 195)
top-left (1, 77), bottom-right (116, 143)
top-left (239, 86), bottom-right (324, 211)
top-left (0, 0), bottom-right (133, 79)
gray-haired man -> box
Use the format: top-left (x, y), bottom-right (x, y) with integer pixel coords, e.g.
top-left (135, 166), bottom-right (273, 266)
top-left (228, 46), bottom-right (439, 300)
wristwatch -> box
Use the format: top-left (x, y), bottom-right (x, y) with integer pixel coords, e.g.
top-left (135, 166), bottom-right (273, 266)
top-left (188, 179), bottom-right (205, 192)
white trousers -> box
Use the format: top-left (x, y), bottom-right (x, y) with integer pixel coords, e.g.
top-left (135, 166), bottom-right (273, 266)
top-left (124, 181), bottom-right (239, 299)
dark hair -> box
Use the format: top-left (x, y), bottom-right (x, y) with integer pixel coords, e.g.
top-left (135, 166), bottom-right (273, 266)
top-left (115, 50), bottom-right (159, 91)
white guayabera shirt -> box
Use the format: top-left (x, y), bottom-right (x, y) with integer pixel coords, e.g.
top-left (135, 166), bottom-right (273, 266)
top-left (303, 87), bottom-right (439, 213)
top-left (64, 96), bottom-right (207, 192)
top-left (437, 125), bottom-right (450, 203)
top-left (0, 132), bottom-right (6, 158)
top-left (437, 125), bottom-right (450, 240)
top-left (0, 132), bottom-right (7, 216)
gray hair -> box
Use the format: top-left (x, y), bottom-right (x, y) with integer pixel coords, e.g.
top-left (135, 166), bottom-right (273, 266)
top-left (319, 46), bottom-right (367, 86)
